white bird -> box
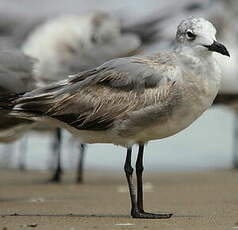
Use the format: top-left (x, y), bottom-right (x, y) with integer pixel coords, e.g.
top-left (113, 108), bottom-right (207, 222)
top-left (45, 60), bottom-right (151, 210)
top-left (0, 17), bottom-right (229, 218)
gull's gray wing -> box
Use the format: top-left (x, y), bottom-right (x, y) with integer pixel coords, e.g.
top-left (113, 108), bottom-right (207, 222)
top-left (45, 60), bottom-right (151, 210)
top-left (0, 50), bottom-right (37, 94)
top-left (15, 53), bottom-right (182, 131)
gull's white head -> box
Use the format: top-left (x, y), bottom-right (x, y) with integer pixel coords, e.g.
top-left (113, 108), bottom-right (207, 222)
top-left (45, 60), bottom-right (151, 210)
top-left (176, 17), bottom-right (230, 57)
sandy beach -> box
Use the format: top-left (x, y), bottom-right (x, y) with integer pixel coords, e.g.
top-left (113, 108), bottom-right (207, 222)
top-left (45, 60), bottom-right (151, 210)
top-left (0, 169), bottom-right (237, 229)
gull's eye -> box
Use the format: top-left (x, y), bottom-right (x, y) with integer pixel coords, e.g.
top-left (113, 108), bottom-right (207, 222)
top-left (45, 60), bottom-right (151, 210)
top-left (186, 31), bottom-right (196, 40)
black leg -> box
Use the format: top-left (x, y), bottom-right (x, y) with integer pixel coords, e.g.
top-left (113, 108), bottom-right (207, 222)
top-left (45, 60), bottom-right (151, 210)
top-left (124, 145), bottom-right (173, 219)
top-left (50, 128), bottom-right (63, 182)
top-left (134, 144), bottom-right (172, 219)
top-left (136, 144), bottom-right (144, 212)
top-left (124, 148), bottom-right (138, 215)
top-left (76, 143), bottom-right (86, 183)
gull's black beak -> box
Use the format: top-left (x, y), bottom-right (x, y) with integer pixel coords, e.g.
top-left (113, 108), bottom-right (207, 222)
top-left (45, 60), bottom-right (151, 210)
top-left (204, 40), bottom-right (230, 57)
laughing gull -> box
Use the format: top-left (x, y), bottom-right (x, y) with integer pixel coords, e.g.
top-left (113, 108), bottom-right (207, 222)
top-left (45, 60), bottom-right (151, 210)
top-left (0, 17), bottom-right (230, 218)
top-left (20, 10), bottom-right (167, 183)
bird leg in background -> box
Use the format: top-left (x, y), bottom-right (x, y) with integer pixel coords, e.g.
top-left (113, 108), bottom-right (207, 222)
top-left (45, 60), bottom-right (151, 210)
top-left (233, 112), bottom-right (238, 169)
top-left (76, 143), bottom-right (86, 183)
top-left (18, 134), bottom-right (28, 171)
top-left (50, 128), bottom-right (63, 182)
top-left (124, 145), bottom-right (173, 219)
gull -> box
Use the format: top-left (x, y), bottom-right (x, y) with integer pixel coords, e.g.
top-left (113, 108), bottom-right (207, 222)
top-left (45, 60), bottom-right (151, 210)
top-left (0, 17), bottom-right (230, 218)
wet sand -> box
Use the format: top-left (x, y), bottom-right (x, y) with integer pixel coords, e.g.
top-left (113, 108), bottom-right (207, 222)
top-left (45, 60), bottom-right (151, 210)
top-left (0, 169), bottom-right (238, 230)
